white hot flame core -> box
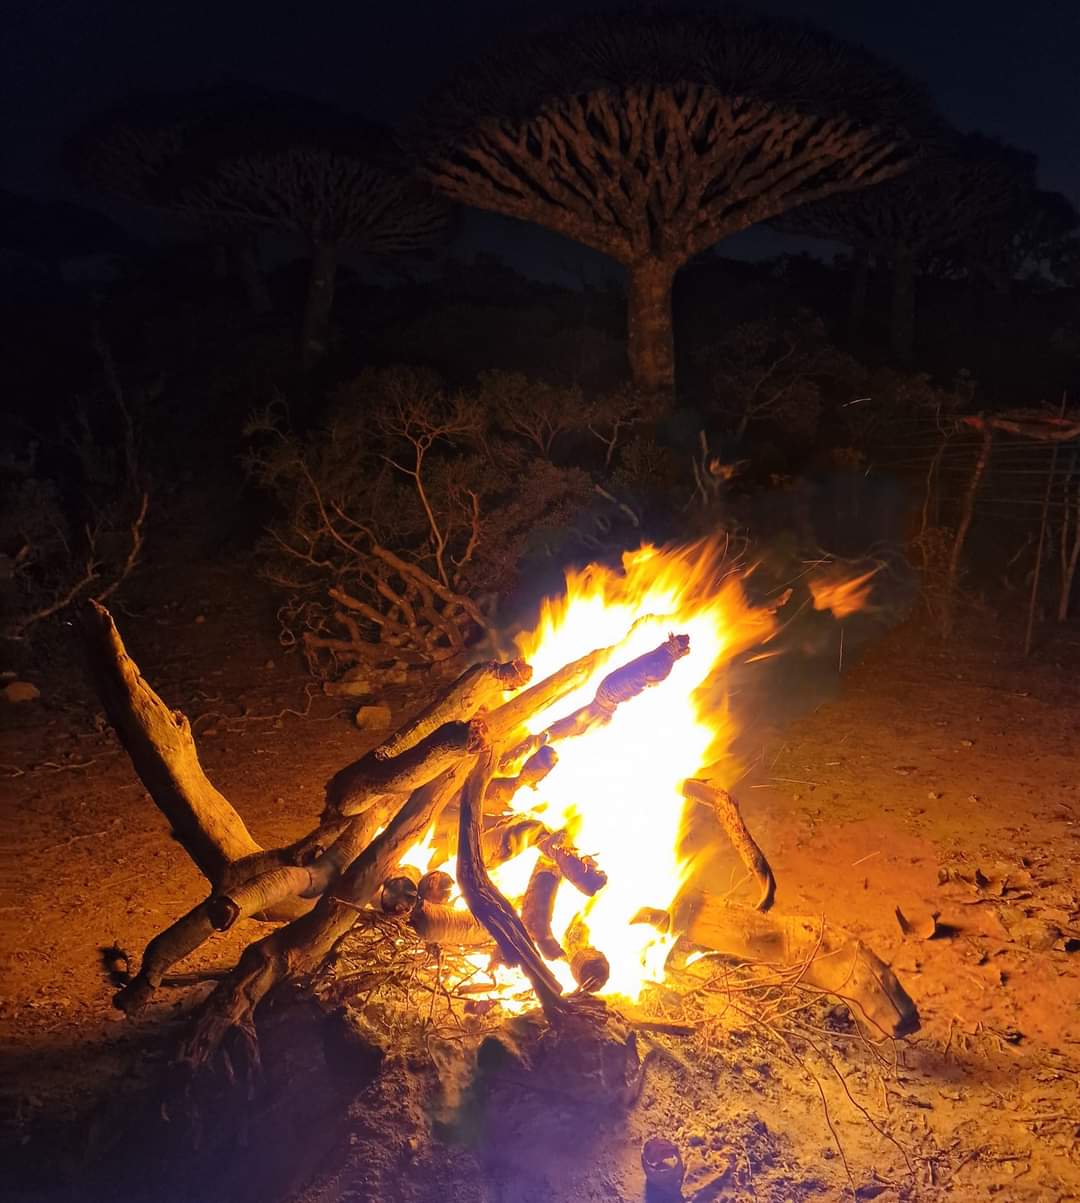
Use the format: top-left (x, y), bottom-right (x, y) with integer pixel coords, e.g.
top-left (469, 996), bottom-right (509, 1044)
top-left (404, 540), bottom-right (777, 1006)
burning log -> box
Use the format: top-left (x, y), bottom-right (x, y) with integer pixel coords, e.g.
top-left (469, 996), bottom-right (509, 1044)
top-left (540, 634), bottom-right (691, 744)
top-left (682, 778), bottom-right (776, 911)
top-left (672, 891), bottom-right (920, 1038)
top-left (480, 816), bottom-right (549, 865)
top-left (374, 658), bottom-right (532, 760)
top-left (537, 831), bottom-right (608, 896)
top-left (418, 869), bottom-right (454, 905)
top-left (520, 857), bottom-right (565, 960)
top-left (410, 900), bottom-right (491, 946)
top-left (486, 624), bottom-right (661, 743)
top-left (564, 915), bottom-right (610, 993)
top-left (456, 748), bottom-right (567, 1020)
top-left (324, 717), bottom-right (487, 817)
top-left (485, 743), bottom-right (558, 808)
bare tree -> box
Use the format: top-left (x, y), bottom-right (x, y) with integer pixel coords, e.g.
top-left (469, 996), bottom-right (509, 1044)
top-left (413, 9), bottom-right (935, 397)
top-left (775, 134), bottom-right (1028, 360)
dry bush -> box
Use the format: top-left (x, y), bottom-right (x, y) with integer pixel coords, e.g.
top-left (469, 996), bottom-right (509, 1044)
top-left (246, 366), bottom-right (660, 678)
top-left (1, 379), bottom-right (148, 650)
top-left (702, 312), bottom-right (859, 442)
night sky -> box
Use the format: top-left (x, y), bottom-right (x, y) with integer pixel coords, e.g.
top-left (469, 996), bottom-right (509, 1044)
top-left (4, 0), bottom-right (1078, 269)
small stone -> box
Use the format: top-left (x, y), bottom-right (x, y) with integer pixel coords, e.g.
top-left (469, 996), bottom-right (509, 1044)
top-left (960, 738), bottom-right (974, 748)
top-left (928, 790), bottom-right (942, 800)
top-left (354, 704), bottom-right (392, 731)
top-left (264, 659), bottom-right (275, 670)
top-left (3, 680), bottom-right (40, 703)
top-left (194, 614), bottom-right (206, 624)
top-left (324, 678), bottom-right (373, 698)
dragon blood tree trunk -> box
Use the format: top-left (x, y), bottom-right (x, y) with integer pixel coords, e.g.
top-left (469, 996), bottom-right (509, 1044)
top-left (302, 240), bottom-right (339, 364)
top-left (891, 244), bottom-right (916, 364)
top-left (848, 246), bottom-right (869, 347)
top-left (626, 258), bottom-right (677, 399)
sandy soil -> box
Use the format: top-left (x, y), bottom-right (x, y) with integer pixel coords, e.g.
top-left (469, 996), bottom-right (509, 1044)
top-left (2, 560), bottom-right (1078, 1202)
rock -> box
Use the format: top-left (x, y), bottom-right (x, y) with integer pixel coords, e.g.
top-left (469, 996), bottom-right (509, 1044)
top-left (354, 704), bottom-right (392, 731)
top-left (3, 680), bottom-right (40, 703)
top-left (264, 658), bottom-right (275, 670)
top-left (194, 614), bottom-right (206, 624)
top-left (324, 678), bottom-right (373, 698)
top-left (1008, 917), bottom-right (1061, 952)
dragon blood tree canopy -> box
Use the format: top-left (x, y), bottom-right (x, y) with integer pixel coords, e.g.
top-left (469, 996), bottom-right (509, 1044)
top-left (414, 8), bottom-right (941, 395)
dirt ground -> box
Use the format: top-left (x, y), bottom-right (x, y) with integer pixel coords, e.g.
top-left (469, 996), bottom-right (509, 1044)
top-left (2, 556), bottom-right (1078, 1203)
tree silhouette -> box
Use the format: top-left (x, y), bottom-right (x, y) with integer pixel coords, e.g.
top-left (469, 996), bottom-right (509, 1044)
top-left (414, 9), bottom-right (936, 396)
top-left (69, 90), bottom-right (450, 360)
top-left (963, 187), bottom-right (1080, 291)
top-left (775, 134), bottom-right (1028, 360)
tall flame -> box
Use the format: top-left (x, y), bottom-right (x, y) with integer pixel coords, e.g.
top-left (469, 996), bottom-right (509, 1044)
top-left (401, 538), bottom-right (790, 1007)
top-left (502, 540), bottom-right (775, 999)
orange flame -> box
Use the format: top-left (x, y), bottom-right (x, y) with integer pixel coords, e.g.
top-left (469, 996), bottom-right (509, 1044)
top-left (808, 567), bottom-right (878, 619)
top-left (402, 536), bottom-right (871, 1008)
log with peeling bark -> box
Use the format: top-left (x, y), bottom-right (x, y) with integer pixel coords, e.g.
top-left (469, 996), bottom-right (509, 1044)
top-left (115, 806), bottom-right (394, 1014)
top-left (374, 658), bottom-right (532, 760)
top-left (180, 763), bottom-right (472, 1071)
top-left (520, 857), bottom-right (565, 960)
top-left (81, 600), bottom-right (262, 884)
top-left (410, 900), bottom-right (491, 946)
top-left (671, 890), bottom-right (919, 1038)
top-left (682, 779), bottom-right (776, 911)
top-left (456, 749), bottom-right (566, 1020)
top-left (324, 717), bottom-right (487, 817)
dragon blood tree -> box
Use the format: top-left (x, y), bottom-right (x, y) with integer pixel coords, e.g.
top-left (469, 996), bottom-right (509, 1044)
top-left (774, 134), bottom-right (1031, 360)
top-left (412, 8), bottom-right (939, 397)
top-left (70, 89), bottom-right (449, 362)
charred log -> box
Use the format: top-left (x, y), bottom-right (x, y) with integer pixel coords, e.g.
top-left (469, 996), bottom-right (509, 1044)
top-left (520, 857), bottom-right (565, 960)
top-left (456, 749), bottom-right (566, 1020)
top-left (485, 743), bottom-right (558, 808)
top-left (418, 870), bottom-right (454, 905)
top-left (564, 915), bottom-right (610, 993)
top-left (537, 831), bottom-right (608, 896)
top-left (380, 871), bottom-right (420, 915)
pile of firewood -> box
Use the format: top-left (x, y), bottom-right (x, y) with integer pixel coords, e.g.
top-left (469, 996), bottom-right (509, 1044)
top-left (84, 600), bottom-right (917, 1079)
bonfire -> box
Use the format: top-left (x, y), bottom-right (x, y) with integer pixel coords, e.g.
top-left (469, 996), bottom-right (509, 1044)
top-left (88, 537), bottom-right (916, 1097)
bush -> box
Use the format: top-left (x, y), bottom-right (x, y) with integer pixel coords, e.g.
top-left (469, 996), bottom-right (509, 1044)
top-left (246, 366), bottom-right (659, 677)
